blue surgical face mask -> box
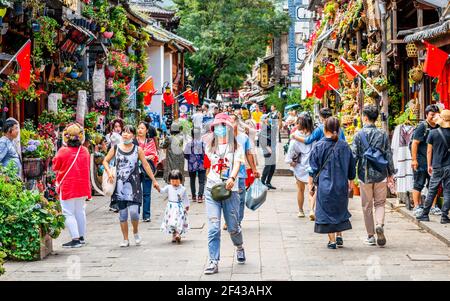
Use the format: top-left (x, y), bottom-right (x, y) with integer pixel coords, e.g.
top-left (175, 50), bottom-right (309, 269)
top-left (214, 125), bottom-right (227, 137)
top-left (123, 139), bottom-right (134, 145)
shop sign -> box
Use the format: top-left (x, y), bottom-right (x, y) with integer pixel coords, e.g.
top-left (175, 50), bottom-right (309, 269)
top-left (260, 63), bottom-right (269, 87)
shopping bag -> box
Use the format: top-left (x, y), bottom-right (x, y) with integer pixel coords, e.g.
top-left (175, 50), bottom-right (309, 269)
top-left (245, 179), bottom-right (268, 210)
top-left (102, 165), bottom-right (116, 197)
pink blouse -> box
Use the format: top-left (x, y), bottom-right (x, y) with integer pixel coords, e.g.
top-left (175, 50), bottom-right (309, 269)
top-left (138, 137), bottom-right (158, 165)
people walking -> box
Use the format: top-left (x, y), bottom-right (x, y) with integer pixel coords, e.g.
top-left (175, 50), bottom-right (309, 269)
top-left (160, 170), bottom-right (190, 243)
top-left (161, 122), bottom-right (185, 184)
top-left (252, 105), bottom-right (263, 130)
top-left (103, 125), bottom-right (160, 247)
top-left (410, 104), bottom-right (441, 216)
top-left (203, 113), bottom-right (246, 275)
top-left (105, 118), bottom-right (124, 148)
top-left (137, 121), bottom-right (158, 222)
top-left (184, 127), bottom-right (207, 203)
top-left (260, 114), bottom-right (277, 190)
top-left (191, 105), bottom-right (204, 130)
top-left (230, 114), bottom-right (260, 226)
top-left (0, 119), bottom-right (21, 176)
top-left (351, 105), bottom-right (395, 247)
top-left (285, 113), bottom-right (316, 220)
top-left (309, 117), bottom-right (356, 249)
top-left (53, 124), bottom-right (91, 248)
top-left (416, 109), bottom-right (450, 224)
top-left (290, 107), bottom-right (346, 144)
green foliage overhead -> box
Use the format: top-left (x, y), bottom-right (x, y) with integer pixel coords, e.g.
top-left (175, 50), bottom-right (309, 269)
top-left (265, 86), bottom-right (317, 115)
top-left (174, 0), bottom-right (290, 99)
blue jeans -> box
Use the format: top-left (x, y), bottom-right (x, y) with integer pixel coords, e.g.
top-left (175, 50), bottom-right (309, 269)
top-left (205, 189), bottom-right (243, 263)
top-left (141, 174), bottom-right (153, 220)
top-left (422, 165), bottom-right (450, 217)
top-left (238, 178), bottom-right (246, 224)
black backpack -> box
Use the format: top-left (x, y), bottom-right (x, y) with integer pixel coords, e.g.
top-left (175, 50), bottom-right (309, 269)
top-left (408, 121), bottom-right (429, 152)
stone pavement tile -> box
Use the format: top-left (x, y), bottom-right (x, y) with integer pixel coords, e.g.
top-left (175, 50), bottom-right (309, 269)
top-left (230, 273), bottom-right (262, 281)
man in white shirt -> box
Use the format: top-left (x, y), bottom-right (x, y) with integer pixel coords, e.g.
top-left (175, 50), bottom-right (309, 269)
top-left (191, 105), bottom-right (204, 129)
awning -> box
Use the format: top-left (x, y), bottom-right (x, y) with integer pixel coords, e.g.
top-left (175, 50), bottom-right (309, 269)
top-left (401, 20), bottom-right (450, 43)
top-left (249, 94), bottom-right (269, 103)
top-left (415, 0), bottom-right (448, 8)
top-left (316, 27), bottom-right (335, 44)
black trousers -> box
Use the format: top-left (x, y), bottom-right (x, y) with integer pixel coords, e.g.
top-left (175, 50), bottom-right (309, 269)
top-left (262, 165), bottom-right (276, 185)
top-left (189, 170), bottom-right (206, 197)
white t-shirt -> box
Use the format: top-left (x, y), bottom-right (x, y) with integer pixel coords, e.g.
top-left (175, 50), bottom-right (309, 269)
top-left (161, 184), bottom-right (189, 208)
top-left (192, 112), bottom-right (204, 129)
top-left (206, 143), bottom-right (245, 192)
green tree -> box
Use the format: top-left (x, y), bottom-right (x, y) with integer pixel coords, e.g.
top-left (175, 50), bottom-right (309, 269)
top-left (174, 0), bottom-right (290, 100)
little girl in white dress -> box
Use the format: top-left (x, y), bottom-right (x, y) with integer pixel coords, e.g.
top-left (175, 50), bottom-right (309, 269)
top-left (160, 170), bottom-right (190, 243)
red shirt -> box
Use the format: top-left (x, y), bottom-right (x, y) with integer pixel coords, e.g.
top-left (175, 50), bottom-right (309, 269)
top-left (53, 146), bottom-right (92, 201)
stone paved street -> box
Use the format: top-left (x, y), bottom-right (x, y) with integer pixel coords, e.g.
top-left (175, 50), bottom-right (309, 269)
top-left (2, 176), bottom-right (450, 281)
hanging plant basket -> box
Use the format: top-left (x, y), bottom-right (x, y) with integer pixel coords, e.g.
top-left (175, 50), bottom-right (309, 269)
top-left (409, 65), bottom-right (423, 83)
top-left (23, 158), bottom-right (44, 179)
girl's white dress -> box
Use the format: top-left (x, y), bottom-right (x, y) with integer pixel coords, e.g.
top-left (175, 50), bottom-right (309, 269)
top-left (160, 185), bottom-right (190, 235)
top-left (285, 131), bottom-right (314, 183)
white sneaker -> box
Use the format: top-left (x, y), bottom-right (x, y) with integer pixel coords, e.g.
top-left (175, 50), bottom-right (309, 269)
top-left (309, 210), bottom-right (315, 221)
top-left (119, 240), bottom-right (129, 247)
top-left (431, 207), bottom-right (442, 216)
top-left (297, 210), bottom-right (305, 218)
top-left (134, 233), bottom-right (142, 246)
top-left (364, 236), bottom-right (376, 246)
top-left (413, 206), bottom-right (423, 217)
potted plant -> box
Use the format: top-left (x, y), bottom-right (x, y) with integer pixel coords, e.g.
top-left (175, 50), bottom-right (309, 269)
top-left (373, 75), bottom-right (388, 92)
top-left (20, 128), bottom-right (53, 179)
top-left (353, 178), bottom-right (360, 196)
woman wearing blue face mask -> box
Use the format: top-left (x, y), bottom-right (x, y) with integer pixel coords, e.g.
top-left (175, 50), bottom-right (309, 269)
top-left (203, 113), bottom-right (247, 275)
top-left (103, 125), bottom-right (161, 247)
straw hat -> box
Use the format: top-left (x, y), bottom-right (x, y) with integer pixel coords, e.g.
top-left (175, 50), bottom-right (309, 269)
top-left (437, 110), bottom-right (450, 129)
top-left (63, 123), bottom-right (84, 144)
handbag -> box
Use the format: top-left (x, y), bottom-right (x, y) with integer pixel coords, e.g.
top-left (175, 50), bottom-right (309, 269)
top-left (360, 131), bottom-right (388, 173)
top-left (245, 179), bottom-right (268, 210)
top-left (211, 145), bottom-right (233, 202)
top-left (310, 142), bottom-right (337, 196)
top-left (102, 145), bottom-right (118, 197)
top-left (55, 146), bottom-right (81, 195)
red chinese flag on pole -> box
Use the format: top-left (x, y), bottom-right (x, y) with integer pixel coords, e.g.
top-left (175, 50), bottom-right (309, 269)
top-left (17, 41), bottom-right (31, 90)
top-left (314, 83), bottom-right (326, 99)
top-left (138, 77), bottom-right (154, 93)
top-left (306, 86), bottom-right (315, 98)
top-left (320, 72), bottom-right (340, 90)
top-left (184, 89), bottom-right (194, 105)
top-left (193, 91), bottom-right (199, 105)
top-left (339, 57), bottom-right (366, 81)
top-left (424, 41), bottom-right (449, 78)
top-left (324, 63), bottom-right (336, 75)
top-left (144, 89), bottom-right (157, 106)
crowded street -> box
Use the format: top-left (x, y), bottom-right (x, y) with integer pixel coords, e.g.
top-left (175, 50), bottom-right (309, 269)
top-left (1, 0), bottom-right (450, 285)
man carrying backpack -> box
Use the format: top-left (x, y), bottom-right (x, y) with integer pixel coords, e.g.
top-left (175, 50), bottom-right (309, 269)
top-left (351, 105), bottom-right (395, 247)
top-left (417, 110), bottom-right (450, 224)
top-left (410, 104), bottom-right (441, 217)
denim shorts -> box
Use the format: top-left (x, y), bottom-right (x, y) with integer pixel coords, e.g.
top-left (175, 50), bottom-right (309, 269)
top-left (413, 169), bottom-right (429, 192)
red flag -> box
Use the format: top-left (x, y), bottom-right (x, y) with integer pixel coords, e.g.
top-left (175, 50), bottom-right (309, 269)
top-left (424, 41), bottom-right (449, 78)
top-left (163, 91), bottom-right (175, 106)
top-left (184, 89), bottom-right (194, 104)
top-left (192, 91), bottom-right (199, 105)
top-left (138, 77), bottom-right (154, 93)
top-left (320, 72), bottom-right (340, 90)
top-left (143, 89), bottom-right (157, 106)
top-left (314, 83), bottom-right (326, 99)
top-left (17, 41), bottom-right (31, 89)
top-left (339, 57), bottom-right (366, 81)
top-left (324, 63), bottom-right (336, 75)
top-left (306, 87), bottom-right (315, 98)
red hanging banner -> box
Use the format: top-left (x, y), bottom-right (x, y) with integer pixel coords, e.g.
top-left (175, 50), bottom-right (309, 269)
top-left (17, 41), bottom-right (31, 90)
top-left (423, 41), bottom-right (449, 78)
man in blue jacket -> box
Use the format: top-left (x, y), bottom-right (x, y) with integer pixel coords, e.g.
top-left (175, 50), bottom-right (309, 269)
top-left (290, 107), bottom-right (346, 144)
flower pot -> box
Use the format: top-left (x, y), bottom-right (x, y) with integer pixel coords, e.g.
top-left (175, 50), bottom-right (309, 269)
top-left (103, 31), bottom-right (113, 39)
top-left (23, 158), bottom-right (44, 179)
